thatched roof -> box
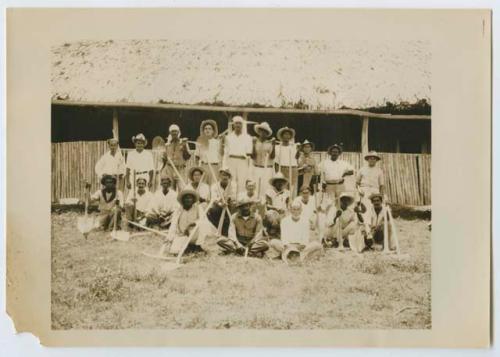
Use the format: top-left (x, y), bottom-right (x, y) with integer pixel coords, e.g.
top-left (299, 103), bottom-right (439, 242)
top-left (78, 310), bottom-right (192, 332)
top-left (52, 40), bottom-right (431, 112)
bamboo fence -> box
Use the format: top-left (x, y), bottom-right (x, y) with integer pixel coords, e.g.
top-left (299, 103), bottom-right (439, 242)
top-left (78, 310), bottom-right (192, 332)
top-left (52, 141), bottom-right (431, 206)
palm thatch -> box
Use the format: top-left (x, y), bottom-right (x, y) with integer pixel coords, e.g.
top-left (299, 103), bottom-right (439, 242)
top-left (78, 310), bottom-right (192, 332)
top-left (52, 39), bottom-right (431, 112)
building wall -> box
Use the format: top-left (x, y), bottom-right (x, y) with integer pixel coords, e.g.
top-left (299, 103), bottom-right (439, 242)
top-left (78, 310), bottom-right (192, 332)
top-left (51, 104), bottom-right (431, 153)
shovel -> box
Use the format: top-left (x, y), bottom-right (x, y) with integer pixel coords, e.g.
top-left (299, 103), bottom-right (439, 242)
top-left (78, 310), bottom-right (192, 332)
top-left (77, 184), bottom-right (95, 238)
top-left (110, 201), bottom-right (130, 241)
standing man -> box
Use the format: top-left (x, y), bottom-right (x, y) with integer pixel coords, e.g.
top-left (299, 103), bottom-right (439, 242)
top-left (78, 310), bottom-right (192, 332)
top-left (251, 122), bottom-right (275, 199)
top-left (319, 144), bottom-right (354, 209)
top-left (162, 124), bottom-right (191, 191)
top-left (94, 138), bottom-right (126, 188)
top-left (297, 139), bottom-right (318, 192)
top-left (274, 127), bottom-right (299, 198)
top-left (126, 133), bottom-right (154, 190)
top-left (195, 119), bottom-right (222, 185)
top-left (223, 116), bottom-right (253, 193)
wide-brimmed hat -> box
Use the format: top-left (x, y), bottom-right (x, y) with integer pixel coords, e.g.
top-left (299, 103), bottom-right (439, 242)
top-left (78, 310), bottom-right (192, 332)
top-left (188, 166), bottom-right (205, 180)
top-left (132, 133), bottom-right (148, 146)
top-left (100, 174), bottom-right (117, 185)
top-left (282, 244), bottom-right (302, 265)
top-left (369, 192), bottom-right (384, 201)
top-left (277, 127), bottom-right (296, 141)
top-left (107, 138), bottom-right (119, 145)
top-left (200, 119), bottom-right (218, 136)
top-left (364, 151), bottom-right (381, 161)
top-left (219, 167), bottom-right (232, 178)
top-left (177, 189), bottom-right (199, 204)
top-left (254, 122), bottom-right (273, 137)
top-left (136, 177), bottom-right (147, 185)
top-left (327, 143), bottom-right (343, 154)
top-left (299, 139), bottom-right (315, 151)
top-left (235, 197), bottom-right (253, 208)
top-left (269, 172), bottom-right (289, 186)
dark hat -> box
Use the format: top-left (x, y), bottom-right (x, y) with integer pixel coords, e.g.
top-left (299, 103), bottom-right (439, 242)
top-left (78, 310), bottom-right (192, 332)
top-left (327, 143), bottom-right (343, 153)
top-left (177, 189), bottom-right (199, 204)
top-left (100, 174), bottom-right (117, 185)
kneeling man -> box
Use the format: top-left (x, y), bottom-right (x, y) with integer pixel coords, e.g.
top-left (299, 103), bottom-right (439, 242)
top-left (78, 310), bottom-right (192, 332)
top-left (124, 177), bottom-right (153, 227)
top-left (217, 198), bottom-right (268, 257)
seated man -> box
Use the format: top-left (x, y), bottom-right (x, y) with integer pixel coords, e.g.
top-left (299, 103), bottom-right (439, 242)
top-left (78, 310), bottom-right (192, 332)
top-left (185, 166), bottom-right (210, 204)
top-left (268, 201), bottom-right (323, 261)
top-left (323, 192), bottom-right (365, 253)
top-left (217, 198), bottom-right (268, 257)
top-left (237, 179), bottom-right (260, 215)
top-left (207, 167), bottom-right (237, 238)
top-left (166, 189), bottom-right (207, 255)
top-left (368, 193), bottom-right (397, 250)
top-left (88, 175), bottom-right (124, 230)
top-left (124, 177), bottom-right (153, 228)
top-left (146, 175), bottom-right (178, 228)
top-left (265, 173), bottom-right (290, 215)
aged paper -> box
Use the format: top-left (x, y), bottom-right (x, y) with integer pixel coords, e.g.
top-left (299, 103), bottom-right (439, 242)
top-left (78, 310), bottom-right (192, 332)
top-left (6, 8), bottom-right (490, 347)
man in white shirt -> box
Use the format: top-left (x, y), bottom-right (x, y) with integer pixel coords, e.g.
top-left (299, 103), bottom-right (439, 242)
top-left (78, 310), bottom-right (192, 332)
top-left (125, 133), bottom-right (155, 190)
top-left (146, 175), bottom-right (179, 228)
top-left (274, 127), bottom-right (300, 198)
top-left (207, 168), bottom-right (237, 238)
top-left (195, 119), bottom-right (222, 185)
top-left (267, 201), bottom-right (323, 261)
top-left (124, 177), bottom-right (154, 228)
top-left (319, 144), bottom-right (354, 209)
top-left (94, 138), bottom-right (126, 187)
top-left (185, 166), bottom-right (211, 205)
top-left (223, 116), bottom-right (253, 193)
top-left (265, 173), bottom-right (290, 216)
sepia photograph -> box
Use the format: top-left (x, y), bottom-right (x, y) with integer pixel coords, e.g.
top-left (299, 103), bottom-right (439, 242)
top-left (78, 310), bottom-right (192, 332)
top-left (49, 39), bottom-right (432, 330)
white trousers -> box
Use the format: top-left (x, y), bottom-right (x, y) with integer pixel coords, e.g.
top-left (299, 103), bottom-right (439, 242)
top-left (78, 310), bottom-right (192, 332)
top-left (227, 157), bottom-right (251, 194)
top-left (253, 166), bottom-right (273, 199)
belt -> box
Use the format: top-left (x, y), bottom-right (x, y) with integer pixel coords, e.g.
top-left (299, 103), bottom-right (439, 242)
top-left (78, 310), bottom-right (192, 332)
top-left (201, 162), bottom-right (220, 165)
top-left (279, 165), bottom-right (298, 168)
top-left (254, 164), bottom-right (274, 168)
top-left (135, 170), bottom-right (149, 175)
top-left (229, 155), bottom-right (247, 160)
top-left (325, 179), bottom-right (345, 185)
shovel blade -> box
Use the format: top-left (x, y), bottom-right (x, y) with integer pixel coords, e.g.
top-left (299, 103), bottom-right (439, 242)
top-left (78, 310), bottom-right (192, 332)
top-left (111, 230), bottom-right (130, 241)
top-left (77, 217), bottom-right (95, 234)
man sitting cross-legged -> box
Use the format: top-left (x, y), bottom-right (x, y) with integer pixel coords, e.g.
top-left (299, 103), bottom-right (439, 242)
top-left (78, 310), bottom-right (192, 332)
top-left (323, 192), bottom-right (366, 253)
top-left (217, 198), bottom-right (269, 257)
top-left (124, 177), bottom-right (153, 229)
top-left (145, 175), bottom-right (179, 229)
top-left (267, 201), bottom-right (323, 261)
top-left (165, 189), bottom-right (208, 255)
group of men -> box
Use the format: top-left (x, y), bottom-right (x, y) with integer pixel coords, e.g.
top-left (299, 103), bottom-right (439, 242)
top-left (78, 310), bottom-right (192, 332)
top-left (87, 115), bottom-right (396, 261)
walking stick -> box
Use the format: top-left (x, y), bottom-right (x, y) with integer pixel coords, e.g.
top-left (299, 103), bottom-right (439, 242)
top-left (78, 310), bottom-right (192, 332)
top-left (132, 170), bottom-right (137, 222)
top-left (288, 149), bottom-right (293, 199)
top-left (166, 155), bottom-right (187, 188)
top-left (383, 205), bottom-right (390, 254)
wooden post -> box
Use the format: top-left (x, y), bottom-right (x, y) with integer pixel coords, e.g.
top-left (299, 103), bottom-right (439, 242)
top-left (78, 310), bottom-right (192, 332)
top-left (242, 111), bottom-right (249, 134)
top-left (112, 109), bottom-right (119, 140)
top-left (361, 116), bottom-right (369, 154)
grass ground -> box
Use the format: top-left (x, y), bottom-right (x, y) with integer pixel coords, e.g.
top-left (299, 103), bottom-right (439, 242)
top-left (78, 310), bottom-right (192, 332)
top-left (51, 212), bottom-right (431, 330)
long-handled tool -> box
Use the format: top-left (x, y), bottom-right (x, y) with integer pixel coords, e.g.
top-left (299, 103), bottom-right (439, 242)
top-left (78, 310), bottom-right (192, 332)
top-left (77, 183), bottom-right (95, 238)
top-left (110, 202), bottom-right (130, 241)
top-left (383, 204), bottom-right (390, 254)
top-left (386, 205), bottom-right (400, 255)
top-left (132, 170), bottom-right (137, 222)
top-left (166, 155), bottom-right (187, 189)
top-left (288, 149), bottom-right (293, 200)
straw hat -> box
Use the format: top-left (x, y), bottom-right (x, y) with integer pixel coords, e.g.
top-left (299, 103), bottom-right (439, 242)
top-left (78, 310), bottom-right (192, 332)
top-left (100, 174), bottom-right (117, 185)
top-left (235, 197), bottom-right (253, 209)
top-left (132, 133), bottom-right (148, 146)
top-left (219, 167), bottom-right (232, 178)
top-left (136, 177), bottom-right (147, 185)
top-left (269, 172), bottom-right (289, 186)
top-left (369, 192), bottom-right (384, 201)
top-left (188, 166), bottom-right (205, 180)
top-left (364, 151), bottom-right (381, 161)
top-left (277, 127), bottom-right (296, 141)
top-left (282, 244), bottom-right (302, 265)
top-left (254, 122), bottom-right (273, 137)
top-left (200, 119), bottom-right (219, 136)
top-left (299, 139), bottom-right (315, 151)
top-left (177, 189), bottom-right (199, 204)
top-left (327, 143), bottom-right (343, 153)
